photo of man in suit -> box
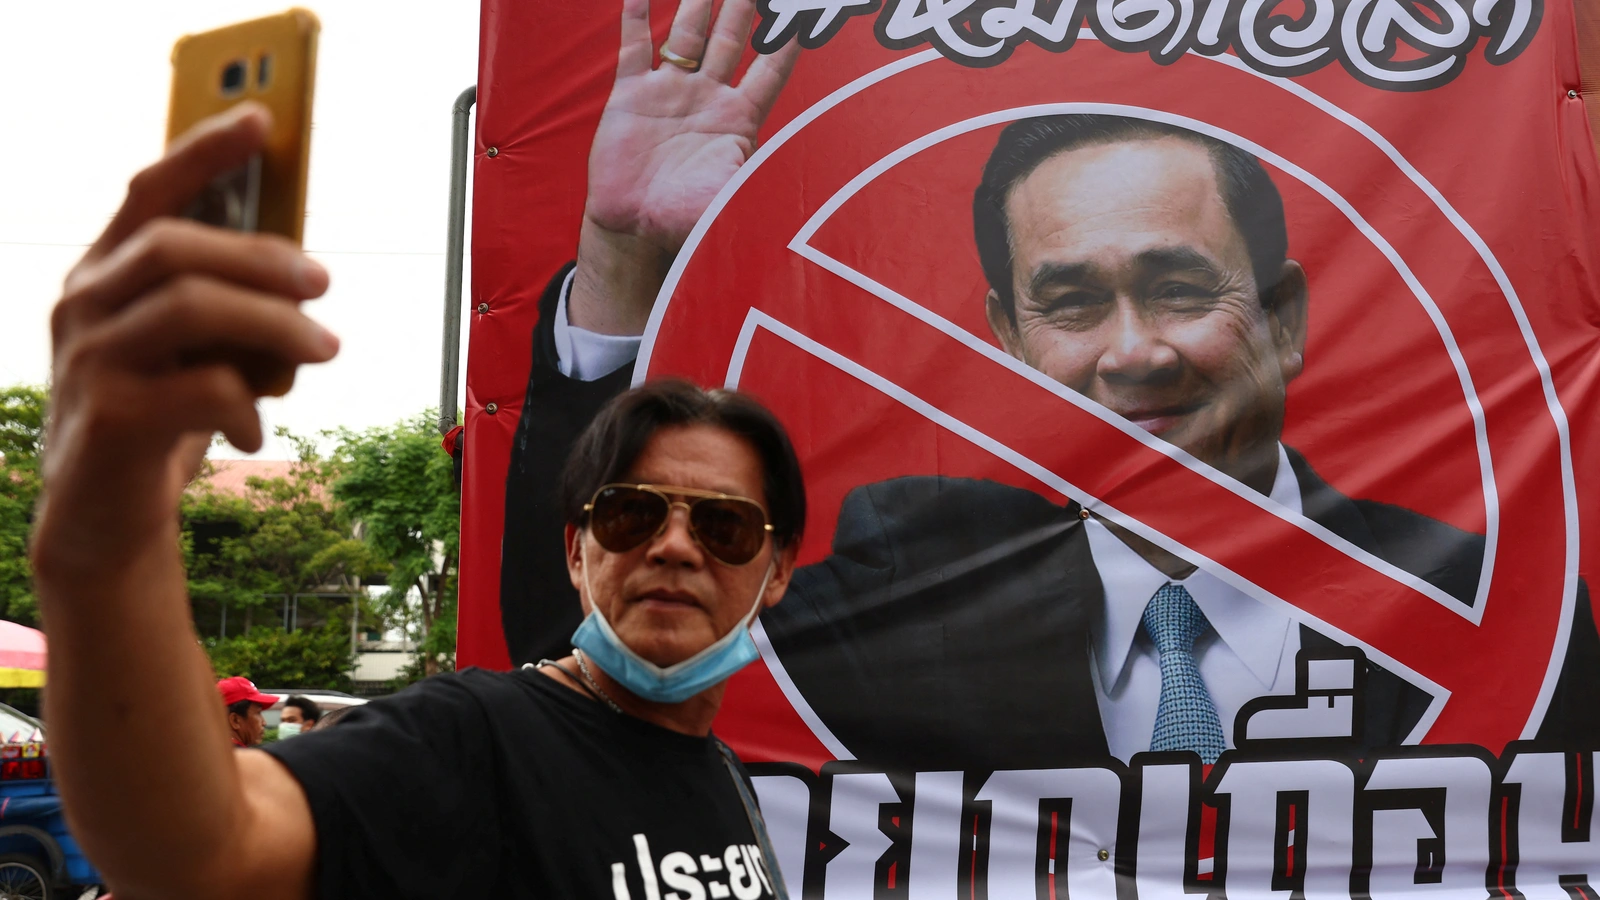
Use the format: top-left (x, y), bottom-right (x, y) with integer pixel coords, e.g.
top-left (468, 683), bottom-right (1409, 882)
top-left (498, 0), bottom-right (1600, 772)
top-left (752, 114), bottom-right (1600, 770)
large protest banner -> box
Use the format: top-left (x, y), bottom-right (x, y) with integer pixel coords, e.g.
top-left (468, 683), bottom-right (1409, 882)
top-left (463, 0), bottom-right (1600, 895)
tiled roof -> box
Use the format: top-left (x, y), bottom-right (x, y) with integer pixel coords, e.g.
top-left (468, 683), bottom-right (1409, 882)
top-left (192, 460), bottom-right (329, 501)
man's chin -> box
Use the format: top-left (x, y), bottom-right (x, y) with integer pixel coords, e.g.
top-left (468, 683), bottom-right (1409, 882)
top-left (1168, 439), bottom-right (1283, 495)
top-left (617, 628), bottom-right (716, 668)
top-left (1143, 417), bottom-right (1211, 460)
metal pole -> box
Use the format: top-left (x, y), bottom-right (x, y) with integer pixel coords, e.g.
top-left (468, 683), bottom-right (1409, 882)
top-left (438, 85), bottom-right (478, 436)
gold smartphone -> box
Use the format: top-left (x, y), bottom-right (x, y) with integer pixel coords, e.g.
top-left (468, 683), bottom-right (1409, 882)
top-left (167, 9), bottom-right (320, 396)
top-left (168, 9), bottom-right (319, 243)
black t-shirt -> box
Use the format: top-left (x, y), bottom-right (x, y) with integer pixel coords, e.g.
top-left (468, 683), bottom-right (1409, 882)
top-left (265, 667), bottom-right (781, 899)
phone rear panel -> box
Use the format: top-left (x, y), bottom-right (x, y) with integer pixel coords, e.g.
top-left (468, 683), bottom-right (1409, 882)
top-left (168, 8), bottom-right (319, 243)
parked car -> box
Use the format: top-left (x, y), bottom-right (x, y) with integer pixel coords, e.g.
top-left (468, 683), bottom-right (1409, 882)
top-left (260, 689), bottom-right (368, 731)
top-left (0, 701), bottom-right (103, 899)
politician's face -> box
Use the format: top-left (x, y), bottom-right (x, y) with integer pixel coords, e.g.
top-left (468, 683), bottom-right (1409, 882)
top-left (985, 137), bottom-right (1307, 493)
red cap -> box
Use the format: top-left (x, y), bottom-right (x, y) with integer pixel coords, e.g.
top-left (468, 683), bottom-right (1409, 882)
top-left (216, 677), bottom-right (279, 708)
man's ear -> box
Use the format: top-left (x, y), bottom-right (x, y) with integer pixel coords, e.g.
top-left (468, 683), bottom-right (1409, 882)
top-left (760, 542), bottom-right (801, 610)
top-left (565, 523), bottom-right (585, 598)
top-left (985, 289), bottom-right (1024, 360)
top-left (1265, 260), bottom-right (1308, 382)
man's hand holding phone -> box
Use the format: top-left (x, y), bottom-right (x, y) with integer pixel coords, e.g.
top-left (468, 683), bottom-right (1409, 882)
top-left (39, 103), bottom-right (336, 578)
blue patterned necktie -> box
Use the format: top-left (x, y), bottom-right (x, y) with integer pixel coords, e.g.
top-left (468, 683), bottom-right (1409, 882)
top-left (1142, 583), bottom-right (1226, 763)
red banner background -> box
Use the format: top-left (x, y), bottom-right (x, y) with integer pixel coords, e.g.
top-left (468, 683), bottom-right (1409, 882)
top-left (462, 0), bottom-right (1600, 757)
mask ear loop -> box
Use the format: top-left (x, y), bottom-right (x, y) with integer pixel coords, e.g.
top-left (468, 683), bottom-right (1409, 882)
top-left (741, 557), bottom-right (777, 626)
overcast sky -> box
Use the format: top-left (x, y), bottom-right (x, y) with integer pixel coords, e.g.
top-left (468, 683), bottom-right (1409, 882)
top-left (0, 2), bottom-right (480, 458)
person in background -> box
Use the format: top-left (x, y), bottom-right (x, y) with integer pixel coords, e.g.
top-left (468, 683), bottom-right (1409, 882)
top-left (278, 696), bottom-right (321, 738)
top-left (217, 677), bottom-right (279, 749)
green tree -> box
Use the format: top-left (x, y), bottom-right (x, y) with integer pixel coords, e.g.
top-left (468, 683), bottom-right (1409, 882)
top-left (203, 618), bottom-right (357, 690)
top-left (333, 413), bottom-right (459, 679)
top-left (184, 431), bottom-right (381, 677)
top-left (0, 385), bottom-right (46, 627)
top-left (0, 385), bottom-right (462, 690)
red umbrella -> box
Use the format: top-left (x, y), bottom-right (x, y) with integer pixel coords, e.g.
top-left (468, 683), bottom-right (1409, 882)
top-left (0, 621), bottom-right (46, 688)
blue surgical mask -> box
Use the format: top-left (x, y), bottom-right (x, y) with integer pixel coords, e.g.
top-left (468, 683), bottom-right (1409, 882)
top-left (570, 535), bottom-right (774, 705)
top-left (277, 722), bottom-right (302, 739)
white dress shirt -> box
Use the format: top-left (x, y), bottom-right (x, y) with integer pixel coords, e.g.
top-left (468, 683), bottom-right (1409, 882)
top-left (552, 270), bottom-right (642, 382)
top-left (1085, 444), bottom-right (1305, 762)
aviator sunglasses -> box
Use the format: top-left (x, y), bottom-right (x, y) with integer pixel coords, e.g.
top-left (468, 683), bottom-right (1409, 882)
top-left (584, 484), bottom-right (774, 566)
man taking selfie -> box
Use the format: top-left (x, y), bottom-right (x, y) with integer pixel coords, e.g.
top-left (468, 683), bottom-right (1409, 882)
top-left (31, 98), bottom-right (802, 900)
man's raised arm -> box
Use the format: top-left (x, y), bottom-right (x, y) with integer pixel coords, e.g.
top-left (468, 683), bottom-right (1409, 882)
top-left (30, 104), bottom-right (333, 900)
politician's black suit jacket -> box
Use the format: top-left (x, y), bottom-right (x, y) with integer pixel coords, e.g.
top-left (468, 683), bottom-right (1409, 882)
top-left (502, 265), bottom-right (1600, 771)
top-left (759, 462), bottom-right (1600, 771)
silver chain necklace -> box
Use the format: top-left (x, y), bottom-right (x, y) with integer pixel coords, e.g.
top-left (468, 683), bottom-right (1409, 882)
top-left (573, 649), bottom-right (625, 714)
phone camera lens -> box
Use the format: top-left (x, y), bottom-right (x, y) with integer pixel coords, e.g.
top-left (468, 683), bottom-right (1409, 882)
top-left (221, 60), bottom-right (247, 96)
top-left (257, 54), bottom-right (273, 89)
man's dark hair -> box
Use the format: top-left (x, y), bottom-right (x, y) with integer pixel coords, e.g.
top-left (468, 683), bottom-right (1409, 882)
top-left (559, 379), bottom-right (806, 549)
top-left (226, 699), bottom-right (254, 719)
top-left (284, 695), bottom-right (322, 724)
top-left (974, 114), bottom-right (1289, 320)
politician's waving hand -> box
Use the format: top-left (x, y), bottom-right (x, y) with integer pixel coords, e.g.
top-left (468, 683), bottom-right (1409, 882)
top-left (570, 0), bottom-right (799, 335)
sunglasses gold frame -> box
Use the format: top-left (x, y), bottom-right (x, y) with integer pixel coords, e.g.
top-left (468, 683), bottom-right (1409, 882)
top-left (583, 483), bottom-right (774, 565)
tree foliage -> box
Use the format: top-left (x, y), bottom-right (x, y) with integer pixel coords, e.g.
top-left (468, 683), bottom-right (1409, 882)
top-left (183, 430), bottom-right (386, 682)
top-left (183, 433), bottom-right (379, 631)
top-left (203, 619), bottom-right (357, 690)
top-left (0, 386), bottom-right (463, 688)
top-left (0, 386), bottom-right (46, 627)
top-left (333, 413), bottom-right (459, 679)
